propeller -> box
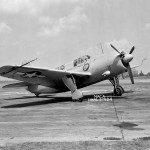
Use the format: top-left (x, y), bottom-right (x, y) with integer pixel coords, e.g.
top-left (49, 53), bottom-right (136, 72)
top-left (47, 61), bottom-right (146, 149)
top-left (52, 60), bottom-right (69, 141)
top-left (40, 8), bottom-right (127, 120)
top-left (110, 44), bottom-right (122, 54)
top-left (110, 44), bottom-right (135, 84)
top-left (129, 46), bottom-right (135, 54)
top-left (3, 58), bottom-right (38, 75)
top-left (127, 65), bottom-right (134, 84)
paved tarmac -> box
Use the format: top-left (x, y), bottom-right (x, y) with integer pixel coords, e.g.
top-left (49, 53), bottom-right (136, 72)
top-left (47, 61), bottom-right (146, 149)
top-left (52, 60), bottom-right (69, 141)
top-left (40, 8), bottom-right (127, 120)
top-left (0, 78), bottom-right (150, 146)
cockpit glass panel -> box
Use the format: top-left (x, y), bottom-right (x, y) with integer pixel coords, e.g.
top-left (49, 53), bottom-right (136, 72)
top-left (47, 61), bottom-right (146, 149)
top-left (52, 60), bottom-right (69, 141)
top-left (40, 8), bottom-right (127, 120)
top-left (73, 55), bottom-right (90, 67)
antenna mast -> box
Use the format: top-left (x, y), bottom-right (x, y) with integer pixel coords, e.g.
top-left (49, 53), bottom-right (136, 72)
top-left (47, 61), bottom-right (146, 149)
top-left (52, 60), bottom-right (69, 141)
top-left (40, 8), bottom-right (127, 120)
top-left (97, 42), bottom-right (104, 54)
top-left (100, 43), bottom-right (104, 54)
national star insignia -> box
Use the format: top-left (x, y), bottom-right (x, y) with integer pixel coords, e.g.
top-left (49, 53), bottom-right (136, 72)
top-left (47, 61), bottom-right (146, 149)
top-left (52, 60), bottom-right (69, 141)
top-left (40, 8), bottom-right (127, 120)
top-left (19, 72), bottom-right (46, 78)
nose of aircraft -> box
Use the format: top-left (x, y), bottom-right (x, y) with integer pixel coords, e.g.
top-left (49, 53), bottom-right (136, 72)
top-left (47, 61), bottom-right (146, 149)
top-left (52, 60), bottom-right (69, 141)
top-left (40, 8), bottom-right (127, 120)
top-left (122, 54), bottom-right (133, 64)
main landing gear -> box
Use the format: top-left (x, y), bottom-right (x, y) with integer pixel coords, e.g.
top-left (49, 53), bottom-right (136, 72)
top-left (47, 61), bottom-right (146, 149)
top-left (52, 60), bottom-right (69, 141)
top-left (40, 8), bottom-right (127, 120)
top-left (109, 76), bottom-right (124, 96)
top-left (62, 75), bottom-right (83, 102)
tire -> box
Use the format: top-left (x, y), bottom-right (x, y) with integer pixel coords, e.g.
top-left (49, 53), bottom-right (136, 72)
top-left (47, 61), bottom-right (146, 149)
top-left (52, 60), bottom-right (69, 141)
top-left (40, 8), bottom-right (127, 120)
top-left (114, 86), bottom-right (124, 96)
top-left (117, 85), bottom-right (124, 93)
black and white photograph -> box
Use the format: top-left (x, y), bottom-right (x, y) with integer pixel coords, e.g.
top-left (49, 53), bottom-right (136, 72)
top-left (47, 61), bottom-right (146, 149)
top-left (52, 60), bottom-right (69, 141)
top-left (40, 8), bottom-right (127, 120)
top-left (0, 0), bottom-right (150, 149)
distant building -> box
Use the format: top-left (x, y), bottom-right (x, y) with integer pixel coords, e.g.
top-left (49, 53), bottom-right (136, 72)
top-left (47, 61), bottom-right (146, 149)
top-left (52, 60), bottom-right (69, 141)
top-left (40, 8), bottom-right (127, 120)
top-left (132, 68), bottom-right (139, 77)
top-left (123, 68), bottom-right (138, 77)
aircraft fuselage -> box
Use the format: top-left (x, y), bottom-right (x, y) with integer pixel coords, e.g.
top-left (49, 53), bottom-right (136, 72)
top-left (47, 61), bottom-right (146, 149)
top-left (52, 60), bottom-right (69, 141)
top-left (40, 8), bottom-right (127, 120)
top-left (27, 52), bottom-right (127, 95)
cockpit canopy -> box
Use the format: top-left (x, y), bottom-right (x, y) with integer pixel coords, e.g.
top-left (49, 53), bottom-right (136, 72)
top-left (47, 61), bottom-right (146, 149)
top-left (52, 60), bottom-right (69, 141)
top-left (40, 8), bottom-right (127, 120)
top-left (56, 55), bottom-right (91, 70)
top-left (74, 55), bottom-right (90, 67)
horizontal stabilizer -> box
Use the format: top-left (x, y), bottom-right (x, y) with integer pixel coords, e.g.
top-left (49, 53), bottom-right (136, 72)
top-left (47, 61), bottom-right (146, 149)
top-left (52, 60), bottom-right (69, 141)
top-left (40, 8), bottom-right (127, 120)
top-left (2, 82), bottom-right (29, 89)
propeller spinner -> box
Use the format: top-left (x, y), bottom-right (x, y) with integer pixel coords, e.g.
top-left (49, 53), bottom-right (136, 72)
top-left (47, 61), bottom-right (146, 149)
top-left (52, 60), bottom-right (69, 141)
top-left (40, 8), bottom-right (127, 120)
top-left (110, 44), bottom-right (135, 84)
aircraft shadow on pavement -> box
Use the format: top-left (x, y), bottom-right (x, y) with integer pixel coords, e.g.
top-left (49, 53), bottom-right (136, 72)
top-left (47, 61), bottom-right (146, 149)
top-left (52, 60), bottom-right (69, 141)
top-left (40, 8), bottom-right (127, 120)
top-left (4, 95), bottom-right (52, 100)
top-left (2, 98), bottom-right (72, 108)
top-left (2, 94), bottom-right (130, 109)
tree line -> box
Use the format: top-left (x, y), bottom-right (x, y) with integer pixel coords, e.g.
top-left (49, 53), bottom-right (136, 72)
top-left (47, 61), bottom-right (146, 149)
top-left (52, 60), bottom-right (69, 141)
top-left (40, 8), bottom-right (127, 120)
top-left (139, 71), bottom-right (150, 76)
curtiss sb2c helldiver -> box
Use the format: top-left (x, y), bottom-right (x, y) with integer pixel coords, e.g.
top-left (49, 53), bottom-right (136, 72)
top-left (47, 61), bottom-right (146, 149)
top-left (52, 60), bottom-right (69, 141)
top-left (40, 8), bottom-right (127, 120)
top-left (0, 44), bottom-right (136, 102)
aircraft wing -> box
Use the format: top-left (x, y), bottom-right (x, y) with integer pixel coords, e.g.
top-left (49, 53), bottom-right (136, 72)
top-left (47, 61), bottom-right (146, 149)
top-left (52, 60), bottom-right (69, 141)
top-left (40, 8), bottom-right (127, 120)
top-left (0, 65), bottom-right (91, 88)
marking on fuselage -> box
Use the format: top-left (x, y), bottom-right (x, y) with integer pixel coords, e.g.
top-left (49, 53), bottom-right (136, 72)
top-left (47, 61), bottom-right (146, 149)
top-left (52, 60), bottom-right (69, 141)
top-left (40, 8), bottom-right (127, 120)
top-left (83, 63), bottom-right (90, 71)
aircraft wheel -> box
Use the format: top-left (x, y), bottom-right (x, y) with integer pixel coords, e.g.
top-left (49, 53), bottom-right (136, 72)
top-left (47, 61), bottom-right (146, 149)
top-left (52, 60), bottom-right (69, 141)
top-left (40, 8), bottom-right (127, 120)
top-left (118, 85), bottom-right (124, 93)
top-left (114, 86), bottom-right (124, 96)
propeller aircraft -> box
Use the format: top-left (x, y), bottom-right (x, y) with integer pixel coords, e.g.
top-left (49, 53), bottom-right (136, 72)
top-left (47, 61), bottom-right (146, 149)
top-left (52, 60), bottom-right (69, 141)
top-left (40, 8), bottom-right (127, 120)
top-left (0, 44), bottom-right (135, 102)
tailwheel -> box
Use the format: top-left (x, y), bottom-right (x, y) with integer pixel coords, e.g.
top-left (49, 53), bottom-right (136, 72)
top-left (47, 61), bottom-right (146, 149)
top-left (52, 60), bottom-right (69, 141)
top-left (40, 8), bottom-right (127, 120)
top-left (114, 86), bottom-right (124, 96)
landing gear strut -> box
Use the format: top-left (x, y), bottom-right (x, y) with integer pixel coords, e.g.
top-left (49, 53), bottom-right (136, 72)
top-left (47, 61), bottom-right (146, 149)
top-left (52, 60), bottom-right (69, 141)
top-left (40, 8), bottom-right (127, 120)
top-left (109, 76), bottom-right (124, 96)
top-left (62, 75), bottom-right (83, 102)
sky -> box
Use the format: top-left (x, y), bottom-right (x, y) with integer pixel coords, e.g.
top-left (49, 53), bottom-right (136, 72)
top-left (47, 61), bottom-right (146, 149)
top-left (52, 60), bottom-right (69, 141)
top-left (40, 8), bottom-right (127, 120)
top-left (0, 0), bottom-right (150, 80)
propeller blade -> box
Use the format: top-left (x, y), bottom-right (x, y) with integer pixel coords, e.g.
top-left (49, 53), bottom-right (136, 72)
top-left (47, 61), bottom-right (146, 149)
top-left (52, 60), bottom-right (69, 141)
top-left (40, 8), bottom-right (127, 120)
top-left (129, 46), bottom-right (135, 54)
top-left (122, 73), bottom-right (124, 79)
top-left (110, 44), bottom-right (121, 54)
top-left (127, 64), bottom-right (134, 84)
